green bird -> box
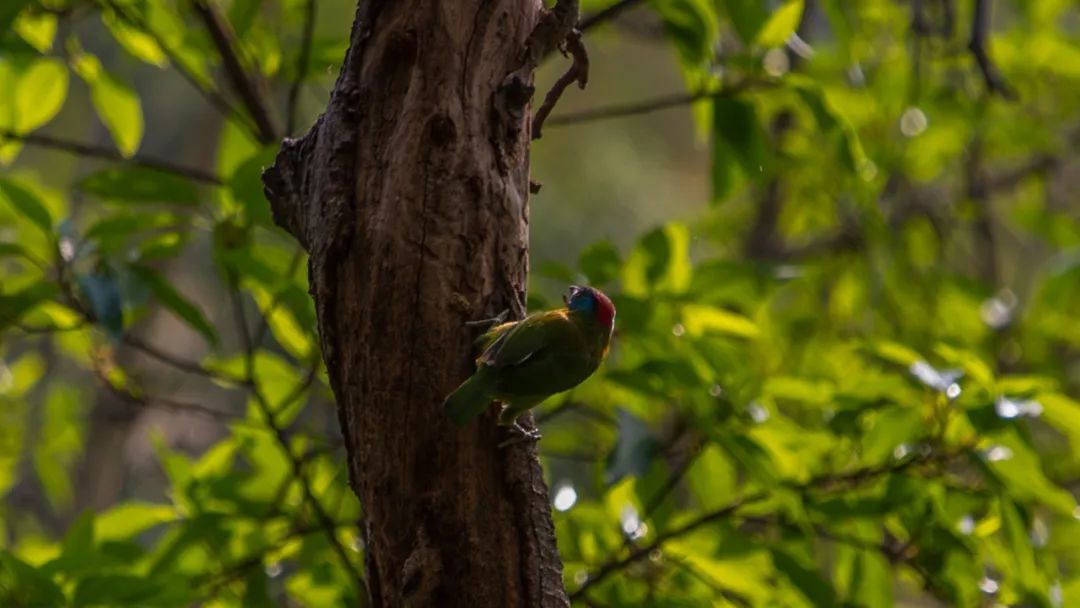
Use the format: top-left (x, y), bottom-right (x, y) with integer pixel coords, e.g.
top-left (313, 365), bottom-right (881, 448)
top-left (445, 285), bottom-right (616, 443)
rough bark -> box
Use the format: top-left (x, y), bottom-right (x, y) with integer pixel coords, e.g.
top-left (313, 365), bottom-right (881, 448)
top-left (262, 1), bottom-right (571, 606)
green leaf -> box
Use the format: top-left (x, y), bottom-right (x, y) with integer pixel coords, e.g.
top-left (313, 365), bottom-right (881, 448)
top-left (756, 1), bottom-right (804, 47)
top-left (96, 502), bottom-right (177, 542)
top-left (980, 430), bottom-right (1076, 516)
top-left (73, 575), bottom-right (165, 606)
top-left (14, 11), bottom-right (57, 53)
top-left (130, 265), bottom-right (218, 347)
top-left (687, 443), bottom-right (737, 510)
top-left (101, 10), bottom-right (168, 67)
top-left (711, 97), bottom-right (764, 201)
top-left (12, 58), bottom-right (67, 135)
top-left (719, 0), bottom-right (769, 45)
top-left (0, 0), bottom-right (32, 36)
top-left (623, 223), bottom-right (692, 295)
top-left (862, 407), bottom-right (924, 463)
top-left (714, 97), bottom-right (764, 175)
top-left (62, 511), bottom-right (96, 561)
top-left (249, 283), bottom-right (311, 359)
top-left (578, 240), bottom-right (621, 286)
top-left (0, 242), bottom-right (29, 259)
top-left (655, 0), bottom-right (718, 68)
top-left (0, 552), bottom-right (65, 607)
top-left (33, 385), bottom-right (86, 510)
top-left (228, 147), bottom-right (277, 226)
top-left (0, 177), bottom-right (52, 232)
top-left (681, 304), bottom-right (759, 339)
top-left (772, 548), bottom-right (838, 606)
top-left (78, 167), bottom-right (199, 206)
top-left (70, 50), bottom-right (143, 157)
top-left (0, 281), bottom-right (58, 330)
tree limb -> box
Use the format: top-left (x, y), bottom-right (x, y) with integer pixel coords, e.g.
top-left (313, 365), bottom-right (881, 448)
top-left (0, 129), bottom-right (223, 185)
top-left (968, 0), bottom-right (1016, 99)
top-left (579, 0), bottom-right (646, 33)
top-left (532, 30), bottom-right (589, 140)
top-left (191, 0), bottom-right (280, 142)
top-left (546, 80), bottom-right (770, 127)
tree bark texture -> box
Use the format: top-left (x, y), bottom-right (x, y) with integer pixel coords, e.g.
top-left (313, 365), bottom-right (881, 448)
top-left (262, 2), bottom-right (571, 606)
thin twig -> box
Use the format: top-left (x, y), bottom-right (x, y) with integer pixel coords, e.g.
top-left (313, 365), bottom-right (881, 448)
top-left (533, 30), bottom-right (589, 140)
top-left (228, 282), bottom-right (365, 591)
top-left (569, 447), bottom-right (968, 599)
top-left (578, 0), bottom-right (646, 32)
top-left (101, 374), bottom-right (243, 420)
top-left (968, 0), bottom-right (1015, 99)
top-left (286, 0), bottom-right (317, 135)
top-left (121, 334), bottom-right (245, 383)
top-left (191, 0), bottom-right (279, 143)
top-left (546, 80), bottom-right (770, 127)
top-left (101, 0), bottom-right (254, 134)
top-left (0, 130), bottom-right (223, 185)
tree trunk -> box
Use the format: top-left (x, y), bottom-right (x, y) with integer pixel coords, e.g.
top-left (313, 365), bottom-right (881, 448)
top-left (262, 2), bottom-right (572, 606)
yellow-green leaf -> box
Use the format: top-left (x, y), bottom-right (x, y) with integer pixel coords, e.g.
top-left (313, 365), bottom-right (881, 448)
top-left (14, 58), bottom-right (67, 133)
top-left (755, 0), bottom-right (804, 47)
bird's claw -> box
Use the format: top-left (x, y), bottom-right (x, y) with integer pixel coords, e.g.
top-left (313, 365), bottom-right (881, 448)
top-left (465, 309), bottom-right (510, 329)
top-left (498, 422), bottom-right (542, 448)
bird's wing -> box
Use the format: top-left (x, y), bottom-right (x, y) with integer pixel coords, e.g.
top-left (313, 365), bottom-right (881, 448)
top-left (479, 310), bottom-right (576, 369)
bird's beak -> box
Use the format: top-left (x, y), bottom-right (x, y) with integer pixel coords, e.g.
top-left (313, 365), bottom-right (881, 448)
top-left (565, 284), bottom-right (581, 305)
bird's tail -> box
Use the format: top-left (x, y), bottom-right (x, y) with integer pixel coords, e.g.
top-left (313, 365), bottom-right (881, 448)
top-left (444, 370), bottom-right (495, 426)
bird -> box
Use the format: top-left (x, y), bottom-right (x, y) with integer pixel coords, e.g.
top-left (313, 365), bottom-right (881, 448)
top-left (445, 285), bottom-right (616, 445)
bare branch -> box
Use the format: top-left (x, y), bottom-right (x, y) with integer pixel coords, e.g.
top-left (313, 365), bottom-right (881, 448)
top-left (122, 334), bottom-right (244, 383)
top-left (578, 0), bottom-right (646, 33)
top-left (533, 30), bottom-right (589, 140)
top-left (0, 129), bottom-right (223, 185)
top-left (546, 80), bottom-right (770, 127)
top-left (497, 0), bottom-right (580, 123)
top-left (100, 373), bottom-right (242, 420)
top-left (286, 0), bottom-right (317, 135)
top-left (968, 0), bottom-right (1016, 99)
top-left (191, 0), bottom-right (279, 142)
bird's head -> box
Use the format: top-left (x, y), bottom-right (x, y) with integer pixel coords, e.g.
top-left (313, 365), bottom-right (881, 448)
top-left (565, 285), bottom-right (616, 328)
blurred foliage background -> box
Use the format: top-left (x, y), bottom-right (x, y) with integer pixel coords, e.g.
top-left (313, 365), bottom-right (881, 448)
top-left (2, 0), bottom-right (1080, 605)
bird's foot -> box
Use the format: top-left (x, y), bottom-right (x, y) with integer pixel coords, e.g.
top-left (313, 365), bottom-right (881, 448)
top-left (465, 309), bottom-right (510, 329)
top-left (497, 422), bottom-right (542, 448)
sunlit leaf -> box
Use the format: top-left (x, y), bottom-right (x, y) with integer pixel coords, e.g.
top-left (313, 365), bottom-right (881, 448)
top-left (101, 10), bottom-right (168, 67)
top-left (756, 1), bottom-right (804, 47)
top-left (71, 52), bottom-right (144, 157)
top-left (681, 304), bottom-right (759, 339)
top-left (13, 58), bottom-right (67, 134)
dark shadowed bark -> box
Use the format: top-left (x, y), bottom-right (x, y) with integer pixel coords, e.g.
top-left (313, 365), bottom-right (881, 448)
top-left (262, 1), bottom-right (573, 606)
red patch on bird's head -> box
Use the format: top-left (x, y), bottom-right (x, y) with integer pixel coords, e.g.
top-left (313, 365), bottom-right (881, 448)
top-left (592, 288), bottom-right (616, 328)
top-left (569, 285), bottom-right (616, 328)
